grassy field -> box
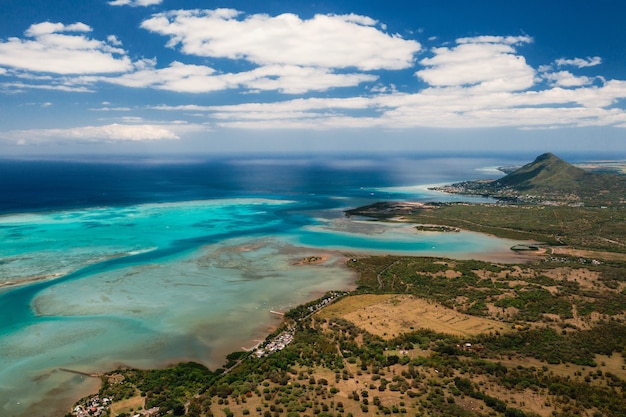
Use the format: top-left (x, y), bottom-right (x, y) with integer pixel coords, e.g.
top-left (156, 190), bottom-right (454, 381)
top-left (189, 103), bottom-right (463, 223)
top-left (109, 396), bottom-right (145, 416)
top-left (319, 294), bottom-right (507, 338)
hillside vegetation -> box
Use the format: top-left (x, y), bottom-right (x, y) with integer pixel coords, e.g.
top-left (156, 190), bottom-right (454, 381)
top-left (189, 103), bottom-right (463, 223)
top-left (432, 153), bottom-right (626, 206)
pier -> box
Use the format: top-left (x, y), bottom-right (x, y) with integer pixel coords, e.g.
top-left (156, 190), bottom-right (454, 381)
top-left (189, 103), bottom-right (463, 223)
top-left (59, 368), bottom-right (102, 378)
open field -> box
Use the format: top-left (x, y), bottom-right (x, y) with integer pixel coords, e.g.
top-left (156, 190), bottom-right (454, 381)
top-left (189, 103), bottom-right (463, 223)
top-left (319, 294), bottom-right (507, 339)
top-left (550, 247), bottom-right (626, 261)
top-left (110, 396), bottom-right (145, 417)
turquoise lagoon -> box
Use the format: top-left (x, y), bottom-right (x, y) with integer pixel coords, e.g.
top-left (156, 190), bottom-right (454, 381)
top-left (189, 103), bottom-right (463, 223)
top-left (0, 197), bottom-right (528, 416)
top-left (0, 155), bottom-right (536, 416)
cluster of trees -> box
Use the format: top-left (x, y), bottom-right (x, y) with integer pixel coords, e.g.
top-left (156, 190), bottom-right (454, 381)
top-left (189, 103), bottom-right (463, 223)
top-left (476, 320), bottom-right (626, 366)
top-left (98, 362), bottom-right (217, 416)
top-left (350, 255), bottom-right (626, 326)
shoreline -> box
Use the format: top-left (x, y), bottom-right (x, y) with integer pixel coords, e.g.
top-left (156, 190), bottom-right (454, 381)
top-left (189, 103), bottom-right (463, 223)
top-left (41, 251), bottom-right (356, 417)
top-left (3, 223), bottom-right (543, 417)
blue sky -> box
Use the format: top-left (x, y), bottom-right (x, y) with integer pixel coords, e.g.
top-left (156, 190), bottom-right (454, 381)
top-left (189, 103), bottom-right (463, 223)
top-left (1, 0), bottom-right (626, 156)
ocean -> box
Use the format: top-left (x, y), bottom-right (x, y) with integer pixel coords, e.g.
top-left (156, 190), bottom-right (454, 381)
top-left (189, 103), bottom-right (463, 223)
top-left (0, 152), bottom-right (573, 416)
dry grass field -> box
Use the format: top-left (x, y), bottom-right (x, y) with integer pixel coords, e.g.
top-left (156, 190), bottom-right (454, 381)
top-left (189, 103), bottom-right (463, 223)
top-left (550, 247), bottom-right (626, 262)
top-left (109, 395), bottom-right (144, 416)
top-left (319, 294), bottom-right (508, 339)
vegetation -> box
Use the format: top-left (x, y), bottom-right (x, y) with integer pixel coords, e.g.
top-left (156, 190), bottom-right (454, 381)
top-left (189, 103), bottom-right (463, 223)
top-left (431, 153), bottom-right (626, 207)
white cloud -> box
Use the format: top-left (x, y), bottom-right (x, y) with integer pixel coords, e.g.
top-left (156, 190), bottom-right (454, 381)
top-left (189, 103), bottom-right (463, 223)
top-left (456, 35), bottom-right (532, 45)
top-left (90, 106), bottom-right (133, 111)
top-left (109, 0), bottom-right (163, 6)
top-left (416, 36), bottom-right (535, 91)
top-left (555, 56), bottom-right (602, 68)
top-left (542, 70), bottom-right (593, 87)
top-left (24, 22), bottom-right (92, 36)
top-left (228, 65), bottom-right (377, 94)
top-left (2, 123), bottom-right (180, 143)
top-left (104, 61), bottom-right (377, 93)
top-left (135, 27), bottom-right (626, 132)
top-left (3, 15), bottom-right (626, 136)
top-left (157, 74), bottom-right (626, 131)
top-left (153, 96), bottom-right (372, 114)
top-left (141, 9), bottom-right (420, 70)
top-left (0, 22), bottom-right (131, 74)
top-left (1, 81), bottom-right (94, 93)
top-left (107, 35), bottom-right (123, 46)
top-left (107, 62), bottom-right (225, 92)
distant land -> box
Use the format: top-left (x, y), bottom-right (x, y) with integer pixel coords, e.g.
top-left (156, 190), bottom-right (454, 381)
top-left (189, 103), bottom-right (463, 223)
top-left (430, 153), bottom-right (626, 206)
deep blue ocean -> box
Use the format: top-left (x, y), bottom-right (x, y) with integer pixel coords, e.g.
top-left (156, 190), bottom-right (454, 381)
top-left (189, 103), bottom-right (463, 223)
top-left (0, 152), bottom-right (599, 416)
top-left (0, 153), bottom-right (509, 213)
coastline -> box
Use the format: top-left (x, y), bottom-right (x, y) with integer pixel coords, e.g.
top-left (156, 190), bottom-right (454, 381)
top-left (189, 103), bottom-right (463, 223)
top-left (2, 205), bottom-right (546, 417)
top-left (24, 249), bottom-right (357, 417)
top-left (56, 245), bottom-right (541, 416)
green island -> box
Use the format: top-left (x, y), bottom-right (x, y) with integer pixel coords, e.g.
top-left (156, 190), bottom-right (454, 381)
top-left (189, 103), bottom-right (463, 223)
top-left (69, 154), bottom-right (626, 417)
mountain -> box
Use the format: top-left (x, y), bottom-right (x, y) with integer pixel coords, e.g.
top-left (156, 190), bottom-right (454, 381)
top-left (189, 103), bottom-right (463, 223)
top-left (434, 153), bottom-right (626, 206)
top-left (494, 153), bottom-right (596, 193)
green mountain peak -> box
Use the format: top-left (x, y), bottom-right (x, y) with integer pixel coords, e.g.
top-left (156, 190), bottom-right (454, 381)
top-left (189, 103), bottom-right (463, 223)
top-left (494, 153), bottom-right (588, 192)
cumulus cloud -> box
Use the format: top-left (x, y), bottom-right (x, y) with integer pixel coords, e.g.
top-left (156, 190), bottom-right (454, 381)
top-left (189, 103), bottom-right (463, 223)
top-left (140, 9), bottom-right (420, 70)
top-left (4, 11), bottom-right (626, 135)
top-left (108, 0), bottom-right (163, 6)
top-left (24, 22), bottom-right (92, 36)
top-left (542, 70), bottom-right (593, 87)
top-left (231, 65), bottom-right (378, 94)
top-left (555, 56), bottom-right (602, 68)
top-left (127, 28), bottom-right (626, 132)
top-left (160, 74), bottom-right (626, 131)
top-left (1, 10), bottom-right (395, 94)
top-left (0, 22), bottom-right (131, 74)
top-left (416, 36), bottom-right (535, 91)
top-left (105, 61), bottom-right (377, 94)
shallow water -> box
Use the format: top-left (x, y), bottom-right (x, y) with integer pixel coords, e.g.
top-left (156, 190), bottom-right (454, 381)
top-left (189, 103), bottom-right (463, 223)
top-left (0, 154), bottom-right (536, 416)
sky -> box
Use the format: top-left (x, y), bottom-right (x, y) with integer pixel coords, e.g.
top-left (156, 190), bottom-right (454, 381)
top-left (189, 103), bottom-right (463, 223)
top-left (1, 0), bottom-right (626, 157)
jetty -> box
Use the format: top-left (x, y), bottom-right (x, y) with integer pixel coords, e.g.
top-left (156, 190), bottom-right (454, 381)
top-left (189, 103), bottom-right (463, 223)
top-left (59, 368), bottom-right (102, 378)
